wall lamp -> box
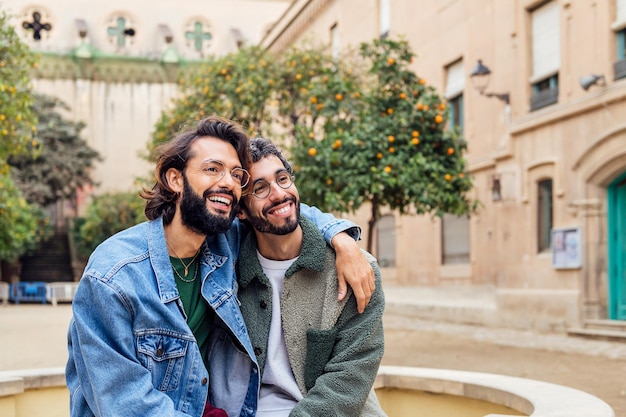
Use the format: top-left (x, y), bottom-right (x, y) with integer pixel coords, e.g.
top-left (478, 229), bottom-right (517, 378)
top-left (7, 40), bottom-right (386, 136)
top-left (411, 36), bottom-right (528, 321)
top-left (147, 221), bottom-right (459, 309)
top-left (470, 60), bottom-right (510, 105)
top-left (579, 74), bottom-right (605, 91)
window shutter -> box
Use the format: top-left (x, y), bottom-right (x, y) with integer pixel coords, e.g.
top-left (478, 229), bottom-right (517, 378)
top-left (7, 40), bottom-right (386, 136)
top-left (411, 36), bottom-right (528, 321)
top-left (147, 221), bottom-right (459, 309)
top-left (445, 60), bottom-right (465, 99)
top-left (618, 0), bottom-right (626, 25)
top-left (376, 215), bottom-right (396, 267)
top-left (380, 0), bottom-right (390, 35)
top-left (442, 214), bottom-right (470, 264)
top-left (531, 2), bottom-right (560, 81)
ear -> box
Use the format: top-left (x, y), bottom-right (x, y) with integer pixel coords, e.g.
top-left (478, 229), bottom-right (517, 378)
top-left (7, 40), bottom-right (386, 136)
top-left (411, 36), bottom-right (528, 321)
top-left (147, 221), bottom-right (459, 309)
top-left (165, 168), bottom-right (184, 194)
top-left (236, 204), bottom-right (248, 220)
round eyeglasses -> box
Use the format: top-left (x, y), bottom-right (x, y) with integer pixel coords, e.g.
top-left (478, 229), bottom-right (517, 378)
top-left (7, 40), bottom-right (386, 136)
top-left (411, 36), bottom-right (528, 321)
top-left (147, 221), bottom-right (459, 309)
top-left (249, 170), bottom-right (294, 199)
top-left (200, 160), bottom-right (250, 188)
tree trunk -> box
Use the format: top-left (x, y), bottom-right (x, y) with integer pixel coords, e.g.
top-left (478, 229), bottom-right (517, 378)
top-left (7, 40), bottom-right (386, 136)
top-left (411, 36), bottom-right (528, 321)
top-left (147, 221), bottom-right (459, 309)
top-left (366, 195), bottom-right (379, 254)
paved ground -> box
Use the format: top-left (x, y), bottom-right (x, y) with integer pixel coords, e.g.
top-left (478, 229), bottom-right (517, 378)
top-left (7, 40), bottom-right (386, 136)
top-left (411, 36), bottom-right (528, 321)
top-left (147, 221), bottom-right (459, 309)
top-left (2, 297), bottom-right (626, 416)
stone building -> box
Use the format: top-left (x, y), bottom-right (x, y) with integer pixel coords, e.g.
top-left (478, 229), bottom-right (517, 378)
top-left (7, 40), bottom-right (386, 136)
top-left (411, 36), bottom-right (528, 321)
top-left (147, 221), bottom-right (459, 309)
top-left (3, 0), bottom-right (291, 197)
top-left (261, 0), bottom-right (626, 332)
top-left (5, 0), bottom-right (626, 332)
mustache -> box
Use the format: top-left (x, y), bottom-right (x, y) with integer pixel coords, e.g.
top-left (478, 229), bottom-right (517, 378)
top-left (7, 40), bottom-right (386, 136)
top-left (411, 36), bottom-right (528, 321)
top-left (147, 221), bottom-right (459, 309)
top-left (262, 196), bottom-right (297, 216)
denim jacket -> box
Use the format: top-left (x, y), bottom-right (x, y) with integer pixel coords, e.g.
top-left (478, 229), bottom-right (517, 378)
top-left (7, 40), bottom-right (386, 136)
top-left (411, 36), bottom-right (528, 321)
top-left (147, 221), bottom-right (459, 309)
top-left (66, 206), bottom-right (359, 417)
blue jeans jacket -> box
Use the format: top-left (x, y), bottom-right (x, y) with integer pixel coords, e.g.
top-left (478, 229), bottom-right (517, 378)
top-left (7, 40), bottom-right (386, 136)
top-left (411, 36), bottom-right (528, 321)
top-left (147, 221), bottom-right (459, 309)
top-left (66, 207), bottom-right (358, 417)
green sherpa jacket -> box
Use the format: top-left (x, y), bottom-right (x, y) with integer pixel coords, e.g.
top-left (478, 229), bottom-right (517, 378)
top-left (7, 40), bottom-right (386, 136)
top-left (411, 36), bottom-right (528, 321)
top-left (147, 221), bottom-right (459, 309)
top-left (237, 217), bottom-right (387, 417)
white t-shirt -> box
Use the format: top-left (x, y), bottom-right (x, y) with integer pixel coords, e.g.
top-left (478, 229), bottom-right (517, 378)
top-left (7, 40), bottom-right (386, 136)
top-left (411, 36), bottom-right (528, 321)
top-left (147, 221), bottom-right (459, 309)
top-left (256, 251), bottom-right (304, 417)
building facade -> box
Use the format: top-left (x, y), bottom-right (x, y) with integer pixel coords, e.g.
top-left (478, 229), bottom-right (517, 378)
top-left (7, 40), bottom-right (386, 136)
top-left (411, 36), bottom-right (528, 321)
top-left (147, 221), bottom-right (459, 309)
top-left (4, 0), bottom-right (291, 197)
top-left (261, 0), bottom-right (626, 331)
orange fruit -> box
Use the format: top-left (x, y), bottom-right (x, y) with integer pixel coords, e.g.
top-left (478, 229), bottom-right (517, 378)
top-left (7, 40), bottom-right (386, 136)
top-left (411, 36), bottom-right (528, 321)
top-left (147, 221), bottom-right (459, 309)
top-left (458, 173), bottom-right (465, 178)
top-left (412, 130), bottom-right (420, 137)
top-left (439, 103), bottom-right (446, 111)
top-left (399, 92), bottom-right (407, 99)
top-left (389, 147), bottom-right (395, 153)
top-left (417, 103), bottom-right (424, 111)
top-left (335, 93), bottom-right (343, 101)
top-left (413, 90), bottom-right (419, 96)
top-left (310, 97), bottom-right (318, 104)
top-left (387, 108), bottom-right (394, 114)
top-left (376, 152), bottom-right (383, 159)
top-left (447, 147), bottom-right (454, 155)
top-left (309, 132), bottom-right (315, 139)
top-left (317, 103), bottom-right (324, 110)
top-left (353, 92), bottom-right (361, 98)
top-left (332, 140), bottom-right (342, 149)
top-left (419, 78), bottom-right (426, 85)
top-left (296, 73), bottom-right (302, 80)
top-left (308, 148), bottom-right (317, 156)
top-left (445, 174), bottom-right (452, 181)
top-left (326, 178), bottom-right (332, 185)
top-left (384, 166), bottom-right (392, 173)
top-left (388, 135), bottom-right (395, 143)
top-left (221, 69), bottom-right (227, 75)
top-left (435, 114), bottom-right (444, 124)
top-left (388, 58), bottom-right (395, 65)
top-left (423, 104), bottom-right (430, 111)
top-left (412, 138), bottom-right (420, 145)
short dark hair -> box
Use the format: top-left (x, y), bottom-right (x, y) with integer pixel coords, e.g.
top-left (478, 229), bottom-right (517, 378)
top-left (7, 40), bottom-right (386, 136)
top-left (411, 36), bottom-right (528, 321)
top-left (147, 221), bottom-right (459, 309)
top-left (249, 137), bottom-right (293, 174)
top-left (141, 116), bottom-right (250, 224)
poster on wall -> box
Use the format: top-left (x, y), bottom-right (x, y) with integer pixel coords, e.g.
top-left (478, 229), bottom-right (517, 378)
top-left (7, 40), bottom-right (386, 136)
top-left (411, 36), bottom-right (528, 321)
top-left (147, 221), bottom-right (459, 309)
top-left (551, 227), bottom-right (582, 269)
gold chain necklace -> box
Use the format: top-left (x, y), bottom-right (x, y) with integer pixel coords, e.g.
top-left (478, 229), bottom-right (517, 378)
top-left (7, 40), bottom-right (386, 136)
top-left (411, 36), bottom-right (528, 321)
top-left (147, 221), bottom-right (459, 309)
top-left (172, 260), bottom-right (198, 283)
top-left (166, 240), bottom-right (201, 276)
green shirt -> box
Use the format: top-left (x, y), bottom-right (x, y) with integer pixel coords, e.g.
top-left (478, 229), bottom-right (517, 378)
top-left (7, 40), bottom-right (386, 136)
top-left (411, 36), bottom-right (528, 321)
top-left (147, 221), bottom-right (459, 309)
top-left (171, 256), bottom-right (213, 370)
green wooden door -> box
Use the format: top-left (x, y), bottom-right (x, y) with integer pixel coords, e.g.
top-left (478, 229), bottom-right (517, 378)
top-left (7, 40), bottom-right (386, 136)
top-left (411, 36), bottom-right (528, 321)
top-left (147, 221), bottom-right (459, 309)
top-left (609, 173), bottom-right (626, 319)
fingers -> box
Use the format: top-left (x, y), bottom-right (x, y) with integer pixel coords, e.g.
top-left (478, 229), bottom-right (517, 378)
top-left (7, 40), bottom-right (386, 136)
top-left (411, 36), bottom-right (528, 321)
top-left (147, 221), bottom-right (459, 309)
top-left (355, 278), bottom-right (374, 314)
top-left (337, 275), bottom-right (348, 301)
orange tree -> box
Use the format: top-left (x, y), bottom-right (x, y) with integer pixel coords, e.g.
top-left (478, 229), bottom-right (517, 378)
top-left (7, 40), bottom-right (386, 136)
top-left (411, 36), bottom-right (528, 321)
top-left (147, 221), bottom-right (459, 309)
top-left (291, 38), bottom-right (476, 252)
top-left (149, 44), bottom-right (354, 152)
top-left (149, 46), bottom-right (276, 153)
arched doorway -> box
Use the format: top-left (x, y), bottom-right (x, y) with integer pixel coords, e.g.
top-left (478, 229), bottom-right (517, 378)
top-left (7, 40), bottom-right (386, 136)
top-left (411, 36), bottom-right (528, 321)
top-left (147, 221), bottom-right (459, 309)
top-left (608, 171), bottom-right (626, 319)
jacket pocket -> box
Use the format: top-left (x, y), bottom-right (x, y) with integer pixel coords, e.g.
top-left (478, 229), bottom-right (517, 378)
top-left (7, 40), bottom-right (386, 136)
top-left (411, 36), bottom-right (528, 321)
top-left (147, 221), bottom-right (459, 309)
top-left (304, 327), bottom-right (338, 391)
top-left (136, 331), bottom-right (190, 392)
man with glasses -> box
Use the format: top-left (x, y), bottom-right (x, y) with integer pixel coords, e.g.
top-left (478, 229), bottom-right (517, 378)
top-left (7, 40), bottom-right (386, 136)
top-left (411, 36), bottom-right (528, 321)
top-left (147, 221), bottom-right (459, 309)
top-left (66, 117), bottom-right (375, 417)
top-left (236, 137), bottom-right (386, 417)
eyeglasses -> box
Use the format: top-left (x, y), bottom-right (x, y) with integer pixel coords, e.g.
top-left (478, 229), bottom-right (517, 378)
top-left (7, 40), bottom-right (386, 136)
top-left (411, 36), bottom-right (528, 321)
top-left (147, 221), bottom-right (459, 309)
top-left (200, 160), bottom-right (250, 188)
top-left (248, 170), bottom-right (294, 199)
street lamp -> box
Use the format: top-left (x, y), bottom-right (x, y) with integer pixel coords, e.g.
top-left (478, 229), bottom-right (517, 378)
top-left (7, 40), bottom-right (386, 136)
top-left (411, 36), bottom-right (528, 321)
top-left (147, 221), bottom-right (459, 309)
top-left (470, 59), bottom-right (510, 105)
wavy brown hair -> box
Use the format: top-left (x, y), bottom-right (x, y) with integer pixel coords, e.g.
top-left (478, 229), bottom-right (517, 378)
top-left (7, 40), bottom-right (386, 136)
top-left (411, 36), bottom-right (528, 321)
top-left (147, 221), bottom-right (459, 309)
top-left (141, 116), bottom-right (250, 224)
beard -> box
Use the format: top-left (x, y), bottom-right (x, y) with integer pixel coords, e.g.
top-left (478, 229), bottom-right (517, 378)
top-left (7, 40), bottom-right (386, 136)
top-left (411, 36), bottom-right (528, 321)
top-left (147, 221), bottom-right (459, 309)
top-left (243, 196), bottom-right (300, 236)
top-left (179, 174), bottom-right (239, 236)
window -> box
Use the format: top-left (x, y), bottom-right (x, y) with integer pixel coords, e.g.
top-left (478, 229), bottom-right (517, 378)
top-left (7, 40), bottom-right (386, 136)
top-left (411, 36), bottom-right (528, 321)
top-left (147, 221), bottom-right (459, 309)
top-left (614, 0), bottom-right (626, 79)
top-left (445, 60), bottom-right (465, 133)
top-left (106, 14), bottom-right (136, 52)
top-left (379, 0), bottom-right (390, 38)
top-left (184, 19), bottom-right (213, 57)
top-left (376, 215), bottom-right (396, 267)
top-left (330, 23), bottom-right (339, 61)
top-left (537, 179), bottom-right (553, 252)
top-left (441, 214), bottom-right (470, 264)
top-left (530, 2), bottom-right (560, 111)
top-left (20, 7), bottom-right (53, 44)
